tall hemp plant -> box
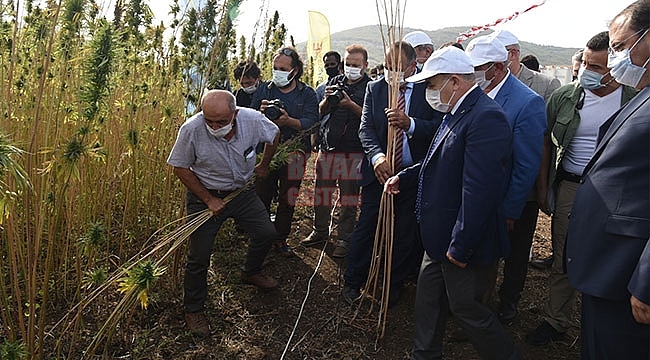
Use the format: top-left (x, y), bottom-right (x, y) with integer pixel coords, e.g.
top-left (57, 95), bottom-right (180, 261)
top-left (0, 0), bottom-right (185, 357)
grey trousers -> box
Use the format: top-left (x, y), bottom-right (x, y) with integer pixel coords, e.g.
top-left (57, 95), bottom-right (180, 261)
top-left (544, 179), bottom-right (579, 332)
top-left (412, 253), bottom-right (523, 360)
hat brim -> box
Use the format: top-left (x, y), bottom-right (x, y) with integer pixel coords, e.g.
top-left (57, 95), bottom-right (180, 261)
top-left (405, 71), bottom-right (436, 83)
top-left (469, 57), bottom-right (492, 67)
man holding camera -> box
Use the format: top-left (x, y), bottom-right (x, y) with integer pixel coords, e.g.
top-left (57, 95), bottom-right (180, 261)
top-left (251, 47), bottom-right (319, 257)
top-left (301, 45), bottom-right (371, 258)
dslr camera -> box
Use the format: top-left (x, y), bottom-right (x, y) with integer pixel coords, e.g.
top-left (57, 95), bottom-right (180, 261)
top-left (326, 80), bottom-right (349, 106)
top-left (264, 99), bottom-right (286, 121)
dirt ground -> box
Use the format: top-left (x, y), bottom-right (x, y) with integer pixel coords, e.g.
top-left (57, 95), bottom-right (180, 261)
top-left (39, 160), bottom-right (582, 359)
top-left (97, 207), bottom-right (580, 360)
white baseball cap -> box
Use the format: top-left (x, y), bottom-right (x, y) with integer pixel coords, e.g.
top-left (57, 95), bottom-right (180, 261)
top-left (406, 46), bottom-right (474, 83)
top-left (491, 29), bottom-right (519, 46)
top-left (465, 35), bottom-right (508, 67)
top-left (403, 31), bottom-right (434, 48)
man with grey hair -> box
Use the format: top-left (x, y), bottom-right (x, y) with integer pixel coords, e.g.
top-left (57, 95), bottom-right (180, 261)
top-left (403, 30), bottom-right (435, 71)
top-left (492, 29), bottom-right (561, 102)
top-left (466, 35), bottom-right (547, 324)
top-left (386, 46), bottom-right (522, 360)
top-left (168, 90), bottom-right (281, 337)
top-left (571, 49), bottom-right (584, 81)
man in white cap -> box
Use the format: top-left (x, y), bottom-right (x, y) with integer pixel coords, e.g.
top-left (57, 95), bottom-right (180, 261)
top-left (385, 46), bottom-right (522, 360)
top-left (403, 30), bottom-right (435, 71)
top-left (465, 35), bottom-right (547, 324)
top-left (492, 29), bottom-right (561, 102)
top-left (491, 31), bottom-right (560, 273)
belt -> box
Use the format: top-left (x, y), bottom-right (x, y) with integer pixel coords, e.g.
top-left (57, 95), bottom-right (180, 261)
top-left (557, 168), bottom-right (582, 183)
top-left (209, 188), bottom-right (237, 198)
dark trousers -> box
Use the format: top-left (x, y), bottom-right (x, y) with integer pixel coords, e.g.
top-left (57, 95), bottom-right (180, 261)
top-left (344, 180), bottom-right (422, 290)
top-left (581, 293), bottom-right (650, 360)
top-left (412, 253), bottom-right (523, 360)
top-left (498, 201), bottom-right (539, 305)
top-left (184, 188), bottom-right (277, 313)
top-left (255, 158), bottom-right (305, 240)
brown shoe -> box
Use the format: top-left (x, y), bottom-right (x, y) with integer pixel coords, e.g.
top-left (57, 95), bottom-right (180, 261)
top-left (242, 272), bottom-right (278, 289)
top-left (185, 312), bottom-right (210, 337)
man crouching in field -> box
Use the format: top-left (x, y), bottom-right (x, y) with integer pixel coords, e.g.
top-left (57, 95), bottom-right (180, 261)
top-left (167, 90), bottom-right (280, 337)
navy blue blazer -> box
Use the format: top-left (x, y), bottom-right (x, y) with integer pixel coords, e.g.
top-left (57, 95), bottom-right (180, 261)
top-left (494, 74), bottom-right (546, 219)
top-left (399, 86), bottom-right (513, 265)
top-left (566, 85), bottom-right (649, 304)
top-left (358, 79), bottom-right (442, 187)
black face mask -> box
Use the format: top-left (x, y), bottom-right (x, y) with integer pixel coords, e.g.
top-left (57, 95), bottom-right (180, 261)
top-left (326, 66), bottom-right (339, 78)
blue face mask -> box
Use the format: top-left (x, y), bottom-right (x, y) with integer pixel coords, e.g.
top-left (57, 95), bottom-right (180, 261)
top-left (608, 28), bottom-right (650, 88)
top-left (578, 66), bottom-right (607, 90)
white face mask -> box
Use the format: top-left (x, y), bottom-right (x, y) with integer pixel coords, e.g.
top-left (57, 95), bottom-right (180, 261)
top-left (344, 65), bottom-right (363, 81)
top-left (416, 62), bottom-right (424, 71)
top-left (474, 63), bottom-right (495, 91)
top-left (205, 115), bottom-right (234, 139)
top-left (425, 77), bottom-right (454, 113)
top-left (272, 69), bottom-right (294, 88)
top-left (242, 83), bottom-right (258, 94)
top-left (608, 29), bottom-right (649, 88)
top-left (384, 70), bottom-right (405, 86)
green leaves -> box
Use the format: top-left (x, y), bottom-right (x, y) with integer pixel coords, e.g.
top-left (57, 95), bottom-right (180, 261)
top-left (117, 260), bottom-right (166, 309)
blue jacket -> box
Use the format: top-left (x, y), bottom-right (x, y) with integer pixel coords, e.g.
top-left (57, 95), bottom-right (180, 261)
top-left (399, 86), bottom-right (513, 265)
top-left (358, 79), bottom-right (442, 187)
top-left (566, 85), bottom-right (649, 304)
top-left (494, 73), bottom-right (546, 219)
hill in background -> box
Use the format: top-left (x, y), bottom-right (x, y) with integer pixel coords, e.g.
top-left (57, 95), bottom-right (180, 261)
top-left (298, 26), bottom-right (579, 67)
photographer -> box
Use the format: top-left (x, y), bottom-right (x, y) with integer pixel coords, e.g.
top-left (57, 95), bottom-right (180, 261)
top-left (300, 44), bottom-right (370, 258)
top-left (251, 46), bottom-right (319, 257)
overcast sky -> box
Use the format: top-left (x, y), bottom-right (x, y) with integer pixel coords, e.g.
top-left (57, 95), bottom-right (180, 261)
top-left (141, 0), bottom-right (628, 49)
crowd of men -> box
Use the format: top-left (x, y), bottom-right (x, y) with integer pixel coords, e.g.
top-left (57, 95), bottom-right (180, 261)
top-left (167, 0), bottom-right (649, 358)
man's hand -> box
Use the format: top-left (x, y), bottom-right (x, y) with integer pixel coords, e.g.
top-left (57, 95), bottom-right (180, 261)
top-left (385, 107), bottom-right (411, 130)
top-left (384, 175), bottom-right (400, 194)
top-left (373, 156), bottom-right (393, 184)
top-left (254, 163), bottom-right (270, 179)
top-left (204, 196), bottom-right (226, 215)
top-left (631, 295), bottom-right (650, 324)
top-left (446, 251), bottom-right (467, 268)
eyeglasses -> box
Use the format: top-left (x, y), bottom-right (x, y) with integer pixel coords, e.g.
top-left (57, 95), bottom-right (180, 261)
top-left (609, 28), bottom-right (648, 54)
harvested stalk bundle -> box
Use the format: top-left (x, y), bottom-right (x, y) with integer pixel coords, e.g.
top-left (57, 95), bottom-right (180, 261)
top-left (355, 0), bottom-right (407, 340)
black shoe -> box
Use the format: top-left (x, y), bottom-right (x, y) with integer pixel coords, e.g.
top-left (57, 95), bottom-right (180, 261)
top-left (498, 301), bottom-right (518, 323)
top-left (342, 286), bottom-right (360, 305)
top-left (530, 256), bottom-right (553, 269)
top-left (526, 321), bottom-right (566, 346)
top-left (301, 231), bottom-right (328, 247)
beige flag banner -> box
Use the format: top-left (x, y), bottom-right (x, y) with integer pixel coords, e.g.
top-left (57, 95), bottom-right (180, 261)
top-left (307, 11), bottom-right (331, 88)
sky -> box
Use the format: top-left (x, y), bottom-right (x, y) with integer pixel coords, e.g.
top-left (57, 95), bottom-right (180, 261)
top-left (143, 0), bottom-right (631, 49)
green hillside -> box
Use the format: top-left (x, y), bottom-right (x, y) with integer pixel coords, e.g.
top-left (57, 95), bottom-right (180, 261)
top-left (298, 25), bottom-right (579, 67)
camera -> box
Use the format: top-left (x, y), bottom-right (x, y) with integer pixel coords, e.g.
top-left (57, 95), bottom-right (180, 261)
top-left (263, 99), bottom-right (286, 121)
top-left (326, 80), bottom-right (349, 106)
